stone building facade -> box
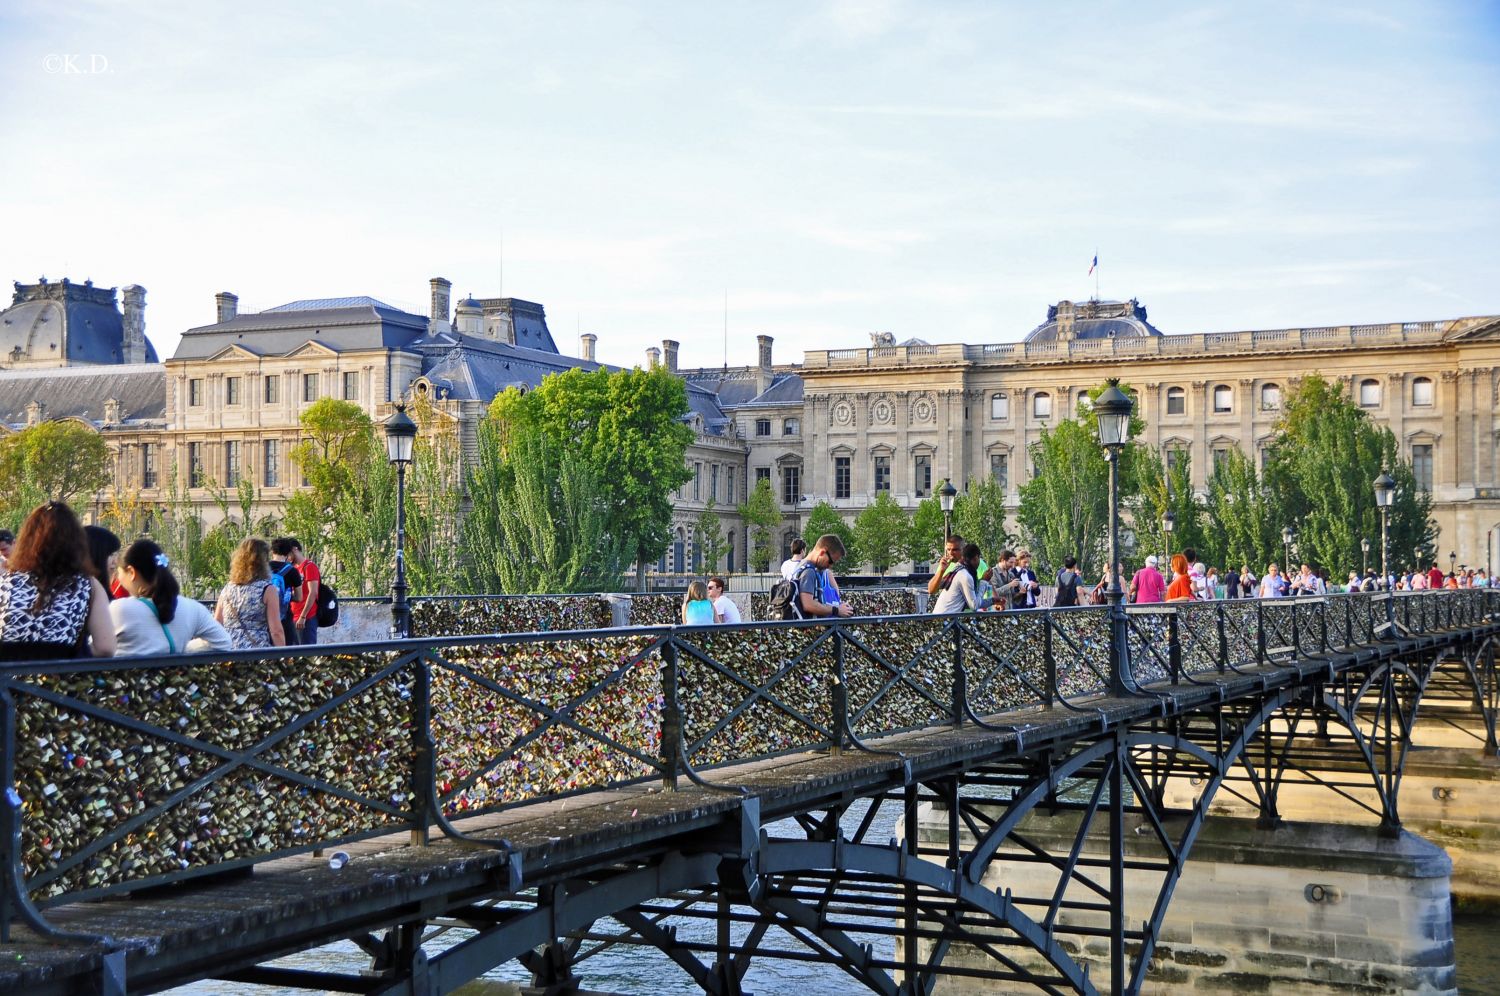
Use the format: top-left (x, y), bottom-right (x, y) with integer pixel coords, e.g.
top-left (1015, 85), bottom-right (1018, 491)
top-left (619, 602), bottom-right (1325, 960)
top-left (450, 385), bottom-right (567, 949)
top-left (2, 279), bottom-right (1497, 576)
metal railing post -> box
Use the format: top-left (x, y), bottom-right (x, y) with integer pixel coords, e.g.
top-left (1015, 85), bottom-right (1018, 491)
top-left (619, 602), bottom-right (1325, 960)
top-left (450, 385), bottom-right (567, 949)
top-left (951, 621), bottom-right (966, 727)
top-left (831, 625), bottom-right (849, 754)
top-left (1044, 616), bottom-right (1058, 705)
top-left (1256, 600), bottom-right (1267, 666)
top-left (409, 652), bottom-right (434, 846)
top-left (1216, 603), bottom-right (1230, 674)
top-left (660, 639), bottom-right (683, 790)
top-left (1168, 610), bottom-right (1182, 684)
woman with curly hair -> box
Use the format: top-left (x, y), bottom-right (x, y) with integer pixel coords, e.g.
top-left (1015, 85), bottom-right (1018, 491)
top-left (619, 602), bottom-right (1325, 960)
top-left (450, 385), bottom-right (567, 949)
top-left (111, 539), bottom-right (232, 656)
top-left (0, 501), bottom-right (115, 659)
top-left (214, 537), bottom-right (285, 649)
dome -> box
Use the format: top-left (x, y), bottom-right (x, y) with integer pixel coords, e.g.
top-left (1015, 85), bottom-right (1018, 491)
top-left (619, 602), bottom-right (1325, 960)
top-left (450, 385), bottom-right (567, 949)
top-left (0, 279), bottom-right (157, 368)
top-left (1025, 298), bottom-right (1163, 343)
top-left (456, 296), bottom-right (483, 311)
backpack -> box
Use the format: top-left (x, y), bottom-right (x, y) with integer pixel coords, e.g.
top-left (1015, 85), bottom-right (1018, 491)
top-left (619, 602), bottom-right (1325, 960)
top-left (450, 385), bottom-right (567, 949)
top-left (270, 562), bottom-right (297, 616)
top-left (1055, 569), bottom-right (1079, 607)
top-left (768, 561), bottom-right (820, 620)
top-left (315, 579), bottom-right (339, 627)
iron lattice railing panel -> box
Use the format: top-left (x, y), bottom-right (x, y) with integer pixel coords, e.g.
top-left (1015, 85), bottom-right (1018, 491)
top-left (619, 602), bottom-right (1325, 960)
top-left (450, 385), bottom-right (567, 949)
top-left (748, 588), bottom-right (919, 622)
top-left (1048, 607), bottom-right (1114, 694)
top-left (1218, 601), bottom-right (1261, 670)
top-left (411, 597), bottom-right (614, 638)
top-left (963, 613), bottom-right (1053, 713)
top-left (1175, 603), bottom-right (1224, 675)
top-left (1324, 596), bottom-right (1353, 650)
top-left (1126, 610), bottom-right (1171, 685)
top-left (841, 616), bottom-right (953, 738)
top-left (1294, 600), bottom-right (1325, 656)
top-left (1260, 600), bottom-right (1296, 658)
top-left (10, 652), bottom-right (413, 900)
top-left (429, 636), bottom-right (663, 817)
top-left (675, 626), bottom-right (837, 767)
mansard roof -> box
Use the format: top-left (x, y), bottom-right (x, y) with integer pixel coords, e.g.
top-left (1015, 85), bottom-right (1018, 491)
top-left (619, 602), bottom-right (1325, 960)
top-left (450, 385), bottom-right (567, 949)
top-left (0, 279), bottom-right (159, 366)
top-left (0, 363), bottom-right (165, 429)
top-left (172, 302), bottom-right (428, 360)
top-left (1025, 298), bottom-right (1164, 343)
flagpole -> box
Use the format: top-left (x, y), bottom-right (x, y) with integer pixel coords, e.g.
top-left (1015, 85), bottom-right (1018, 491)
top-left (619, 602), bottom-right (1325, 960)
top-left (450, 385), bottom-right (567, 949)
top-left (1094, 248), bottom-right (1099, 301)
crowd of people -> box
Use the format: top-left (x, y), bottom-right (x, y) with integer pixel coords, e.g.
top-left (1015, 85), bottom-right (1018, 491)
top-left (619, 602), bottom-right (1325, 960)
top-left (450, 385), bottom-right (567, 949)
top-left (0, 500), bottom-right (327, 660)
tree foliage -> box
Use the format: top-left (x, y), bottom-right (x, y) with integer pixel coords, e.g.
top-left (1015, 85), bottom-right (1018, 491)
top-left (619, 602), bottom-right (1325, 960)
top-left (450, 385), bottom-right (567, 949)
top-left (696, 501), bottom-right (727, 573)
top-left (853, 492), bottom-right (910, 575)
top-left (0, 421), bottom-right (112, 512)
top-left (802, 501), bottom-right (858, 575)
top-left (738, 477), bottom-right (782, 572)
top-left (289, 399), bottom-right (376, 504)
top-left (1202, 448), bottom-right (1283, 573)
top-left (1130, 448), bottom-right (1208, 567)
top-left (952, 475), bottom-right (1013, 564)
top-left (906, 493), bottom-right (945, 567)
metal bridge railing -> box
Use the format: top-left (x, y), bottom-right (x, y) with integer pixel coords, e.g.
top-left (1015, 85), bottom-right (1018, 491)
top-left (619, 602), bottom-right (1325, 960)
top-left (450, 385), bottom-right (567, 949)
top-left (0, 588), bottom-right (1492, 938)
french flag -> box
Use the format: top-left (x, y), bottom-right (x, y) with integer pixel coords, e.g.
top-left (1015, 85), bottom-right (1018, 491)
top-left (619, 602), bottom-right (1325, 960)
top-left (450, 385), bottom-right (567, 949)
top-left (1088, 254), bottom-right (1097, 275)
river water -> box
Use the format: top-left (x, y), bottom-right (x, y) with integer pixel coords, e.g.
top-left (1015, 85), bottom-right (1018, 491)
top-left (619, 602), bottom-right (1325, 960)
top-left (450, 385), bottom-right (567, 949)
top-left (168, 802), bottom-right (1500, 995)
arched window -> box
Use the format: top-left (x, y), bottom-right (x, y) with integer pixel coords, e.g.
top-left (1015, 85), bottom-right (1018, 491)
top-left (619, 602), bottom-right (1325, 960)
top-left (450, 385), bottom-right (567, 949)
top-left (1260, 383), bottom-right (1281, 411)
top-left (990, 393), bottom-right (1010, 420)
top-left (1359, 378), bottom-right (1382, 407)
top-left (1212, 385), bottom-right (1233, 414)
top-left (1412, 377), bottom-right (1434, 407)
top-left (1032, 392), bottom-right (1052, 419)
top-left (1166, 386), bottom-right (1186, 415)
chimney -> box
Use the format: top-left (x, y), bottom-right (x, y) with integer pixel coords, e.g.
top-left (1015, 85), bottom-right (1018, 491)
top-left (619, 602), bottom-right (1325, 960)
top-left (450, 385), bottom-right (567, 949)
top-left (756, 334), bottom-right (774, 394)
top-left (1056, 300), bottom-right (1076, 341)
top-left (646, 346), bottom-right (660, 369)
top-left (580, 333), bottom-right (597, 363)
top-left (215, 291), bottom-right (238, 325)
top-left (122, 284), bottom-right (147, 363)
top-left (25, 400), bottom-right (44, 427)
top-left (662, 339), bottom-right (679, 373)
top-left (103, 398), bottom-right (121, 425)
top-left (429, 277), bottom-right (452, 335)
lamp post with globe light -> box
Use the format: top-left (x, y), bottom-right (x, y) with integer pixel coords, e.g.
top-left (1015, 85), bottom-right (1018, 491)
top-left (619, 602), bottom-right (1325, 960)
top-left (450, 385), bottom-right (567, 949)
top-left (940, 479), bottom-right (958, 545)
top-left (1093, 380), bottom-right (1136, 697)
top-left (1374, 471), bottom-right (1395, 612)
top-left (1162, 509), bottom-right (1175, 572)
top-left (1361, 537), bottom-right (1370, 578)
top-left (384, 405), bottom-right (418, 639)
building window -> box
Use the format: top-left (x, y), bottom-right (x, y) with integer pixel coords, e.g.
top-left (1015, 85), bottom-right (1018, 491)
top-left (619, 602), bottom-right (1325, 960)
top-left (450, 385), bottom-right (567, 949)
top-left (343, 371), bottom-right (359, 401)
top-left (188, 442), bottom-right (204, 488)
top-left (226, 377), bottom-right (241, 406)
top-left (782, 465), bottom-right (800, 506)
top-left (990, 393), bottom-right (1009, 420)
top-left (914, 454), bottom-right (932, 497)
top-left (1260, 383), bottom-right (1281, 411)
top-left (990, 453), bottom-right (1009, 490)
top-left (1212, 385), bottom-right (1233, 413)
top-left (783, 418), bottom-right (800, 436)
top-left (189, 379), bottom-right (203, 407)
top-left (303, 373), bottom-right (318, 403)
top-left (873, 454), bottom-right (891, 493)
top-left (755, 467), bottom-right (771, 486)
top-left (1212, 447), bottom-right (1230, 475)
top-left (726, 467), bottom-right (735, 505)
top-left (142, 444), bottom-right (158, 489)
top-left (224, 441), bottom-right (240, 486)
top-left (1359, 378), bottom-right (1382, 407)
top-left (263, 439), bottom-right (279, 488)
top-left (1032, 393), bottom-right (1052, 420)
top-left (710, 464), bottom-right (719, 502)
top-left (834, 456), bottom-right (851, 499)
top-left (1412, 444), bottom-right (1433, 492)
top-left (1412, 377), bottom-right (1434, 407)
top-left (755, 418), bottom-right (771, 437)
top-left (1166, 448), bottom-right (1187, 482)
top-left (692, 462), bottom-right (701, 501)
top-left (264, 375), bottom-right (280, 405)
top-left (1166, 387), bottom-right (1186, 415)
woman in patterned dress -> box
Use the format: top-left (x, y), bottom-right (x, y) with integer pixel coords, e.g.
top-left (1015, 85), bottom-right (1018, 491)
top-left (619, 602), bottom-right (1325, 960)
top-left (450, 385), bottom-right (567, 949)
top-left (214, 538), bottom-right (286, 649)
top-left (0, 501), bottom-right (115, 660)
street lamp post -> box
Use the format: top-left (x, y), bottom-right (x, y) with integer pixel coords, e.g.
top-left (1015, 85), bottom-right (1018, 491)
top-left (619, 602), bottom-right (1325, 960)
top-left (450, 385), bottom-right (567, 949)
top-left (1414, 546), bottom-right (1423, 574)
top-left (939, 479), bottom-right (958, 545)
top-left (1361, 537), bottom-right (1370, 577)
top-left (1093, 380), bottom-right (1136, 698)
top-left (384, 404), bottom-right (418, 639)
top-left (1374, 471), bottom-right (1395, 607)
top-left (1162, 509), bottom-right (1175, 569)
top-left (1450, 550), bottom-right (1458, 577)
top-left (1281, 526), bottom-right (1293, 573)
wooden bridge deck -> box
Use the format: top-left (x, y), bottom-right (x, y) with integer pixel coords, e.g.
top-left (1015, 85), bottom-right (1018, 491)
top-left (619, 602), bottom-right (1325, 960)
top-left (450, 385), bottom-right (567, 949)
top-left (0, 630), bottom-right (1475, 995)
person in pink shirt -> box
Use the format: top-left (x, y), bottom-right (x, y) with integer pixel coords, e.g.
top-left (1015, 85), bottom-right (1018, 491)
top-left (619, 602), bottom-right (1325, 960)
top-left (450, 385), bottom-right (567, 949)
top-left (1129, 555), bottom-right (1167, 604)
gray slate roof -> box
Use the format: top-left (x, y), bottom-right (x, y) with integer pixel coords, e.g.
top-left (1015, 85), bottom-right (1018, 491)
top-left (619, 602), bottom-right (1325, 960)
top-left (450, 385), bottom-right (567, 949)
top-left (0, 364), bottom-right (166, 428)
top-left (172, 303), bottom-right (428, 360)
top-left (414, 333), bottom-right (605, 401)
top-left (0, 283), bottom-right (159, 366)
top-left (1025, 299), bottom-right (1163, 343)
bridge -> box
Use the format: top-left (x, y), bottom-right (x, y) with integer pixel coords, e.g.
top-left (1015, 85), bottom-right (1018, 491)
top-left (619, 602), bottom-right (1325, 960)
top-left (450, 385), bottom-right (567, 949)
top-left (0, 590), bottom-right (1494, 995)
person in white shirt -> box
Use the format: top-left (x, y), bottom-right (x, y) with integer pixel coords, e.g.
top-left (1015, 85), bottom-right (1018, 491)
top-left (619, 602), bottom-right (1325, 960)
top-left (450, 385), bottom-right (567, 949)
top-left (932, 543), bottom-right (982, 614)
top-left (706, 577), bottom-right (741, 623)
top-left (110, 539), bottom-right (233, 656)
top-left (779, 538), bottom-right (807, 581)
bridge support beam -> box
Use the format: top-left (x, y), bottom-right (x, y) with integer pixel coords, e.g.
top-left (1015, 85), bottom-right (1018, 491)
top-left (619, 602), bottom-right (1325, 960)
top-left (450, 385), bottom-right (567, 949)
top-left (911, 808), bottom-right (1457, 994)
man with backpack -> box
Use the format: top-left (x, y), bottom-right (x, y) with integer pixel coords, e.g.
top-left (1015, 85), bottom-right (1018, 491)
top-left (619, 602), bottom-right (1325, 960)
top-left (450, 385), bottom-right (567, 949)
top-left (288, 538), bottom-right (321, 645)
top-left (786, 535), bottom-right (853, 619)
top-left (1054, 556), bottom-right (1082, 607)
top-left (269, 539), bottom-right (303, 644)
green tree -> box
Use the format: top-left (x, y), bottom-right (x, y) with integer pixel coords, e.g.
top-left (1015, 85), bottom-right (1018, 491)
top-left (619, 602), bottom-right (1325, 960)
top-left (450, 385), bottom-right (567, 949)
top-left (289, 399), bottom-right (376, 506)
top-left (802, 501), bottom-right (858, 575)
top-left (1265, 375), bottom-right (1434, 575)
top-left (1130, 449), bottom-right (1209, 568)
top-left (696, 501), bottom-right (728, 573)
top-left (1203, 448), bottom-right (1285, 574)
top-left (738, 477), bottom-right (781, 572)
top-left (906, 493), bottom-right (945, 567)
top-left (488, 365), bottom-right (694, 587)
top-left (404, 398), bottom-right (465, 594)
top-left (1016, 419), bottom-right (1111, 577)
top-left (853, 492), bottom-right (910, 575)
top-left (0, 420), bottom-right (112, 508)
top-left (952, 475), bottom-right (1013, 563)
top-left (461, 420), bottom-right (630, 594)
top-left (323, 449), bottom-right (397, 596)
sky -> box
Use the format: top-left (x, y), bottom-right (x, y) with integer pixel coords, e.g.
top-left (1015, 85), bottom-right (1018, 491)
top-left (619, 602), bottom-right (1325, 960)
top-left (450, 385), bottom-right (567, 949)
top-left (2, 1), bottom-right (1497, 370)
